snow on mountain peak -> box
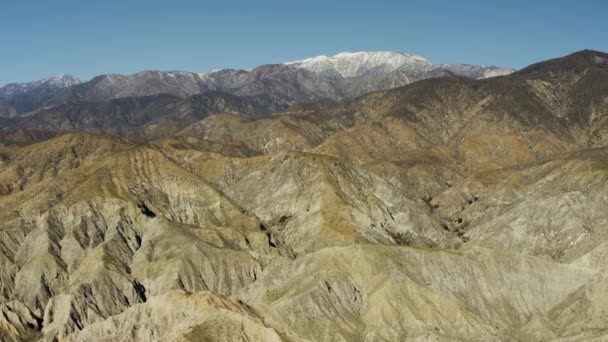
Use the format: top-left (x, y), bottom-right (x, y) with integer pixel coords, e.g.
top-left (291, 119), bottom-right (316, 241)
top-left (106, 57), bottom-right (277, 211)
top-left (285, 51), bottom-right (433, 78)
top-left (0, 74), bottom-right (83, 98)
top-left (44, 74), bottom-right (82, 87)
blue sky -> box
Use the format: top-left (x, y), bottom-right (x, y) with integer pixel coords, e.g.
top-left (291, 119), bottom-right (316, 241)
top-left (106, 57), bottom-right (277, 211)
top-left (1, 0), bottom-right (607, 85)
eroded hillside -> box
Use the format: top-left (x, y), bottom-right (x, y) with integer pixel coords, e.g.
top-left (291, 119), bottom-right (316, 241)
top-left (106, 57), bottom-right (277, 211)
top-left (1, 50), bottom-right (608, 341)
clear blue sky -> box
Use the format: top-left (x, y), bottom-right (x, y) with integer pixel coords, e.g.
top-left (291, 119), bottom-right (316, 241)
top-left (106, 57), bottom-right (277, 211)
top-left (1, 0), bottom-right (607, 85)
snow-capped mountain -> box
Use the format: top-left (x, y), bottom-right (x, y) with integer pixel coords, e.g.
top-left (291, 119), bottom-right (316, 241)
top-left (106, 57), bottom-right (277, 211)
top-left (285, 51), bottom-right (434, 78)
top-left (0, 74), bottom-right (82, 98)
top-left (0, 51), bottom-right (516, 119)
top-left (42, 74), bottom-right (83, 88)
top-left (286, 51), bottom-right (514, 79)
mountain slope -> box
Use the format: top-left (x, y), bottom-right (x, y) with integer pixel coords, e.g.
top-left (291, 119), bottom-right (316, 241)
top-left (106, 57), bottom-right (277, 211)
top-left (0, 75), bottom-right (81, 101)
top-left (1, 50), bottom-right (608, 341)
top-left (2, 91), bottom-right (280, 144)
top-left (180, 50), bottom-right (607, 159)
top-left (0, 75), bottom-right (82, 118)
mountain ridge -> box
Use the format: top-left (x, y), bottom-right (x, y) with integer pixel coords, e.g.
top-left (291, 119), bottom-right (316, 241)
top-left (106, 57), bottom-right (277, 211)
top-left (1, 49), bottom-right (608, 341)
top-left (1, 50), bottom-right (512, 89)
top-left (0, 51), bottom-right (514, 119)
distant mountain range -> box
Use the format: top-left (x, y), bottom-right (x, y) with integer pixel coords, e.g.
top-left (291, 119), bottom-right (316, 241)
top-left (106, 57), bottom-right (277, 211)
top-left (0, 52), bottom-right (514, 118)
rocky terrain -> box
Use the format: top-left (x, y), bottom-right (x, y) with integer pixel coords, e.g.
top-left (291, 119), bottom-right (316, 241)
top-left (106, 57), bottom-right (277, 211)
top-left (0, 50), bottom-right (607, 341)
